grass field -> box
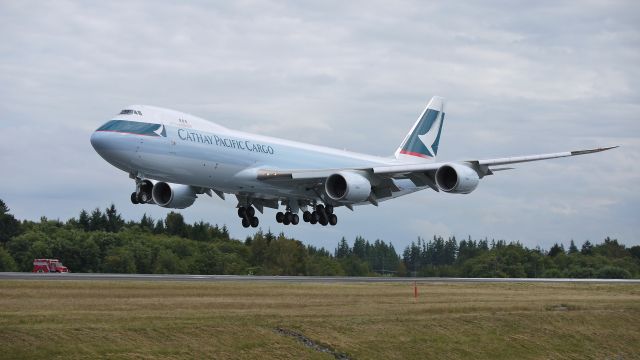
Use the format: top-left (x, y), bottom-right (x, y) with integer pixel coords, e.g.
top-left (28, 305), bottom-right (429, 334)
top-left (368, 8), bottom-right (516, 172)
top-left (1, 280), bottom-right (639, 359)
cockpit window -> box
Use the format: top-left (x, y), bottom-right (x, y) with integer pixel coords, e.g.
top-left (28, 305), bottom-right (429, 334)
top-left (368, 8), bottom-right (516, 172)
top-left (97, 120), bottom-right (163, 136)
top-left (118, 109), bottom-right (143, 115)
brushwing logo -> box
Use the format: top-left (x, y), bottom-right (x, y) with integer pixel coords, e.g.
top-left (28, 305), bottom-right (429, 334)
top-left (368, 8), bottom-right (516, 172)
top-left (153, 124), bottom-right (167, 137)
top-left (417, 111), bottom-right (443, 158)
top-left (400, 109), bottom-right (444, 158)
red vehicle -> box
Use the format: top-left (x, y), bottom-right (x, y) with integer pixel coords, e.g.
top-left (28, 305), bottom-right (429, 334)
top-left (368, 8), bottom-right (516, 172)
top-left (32, 259), bottom-right (70, 273)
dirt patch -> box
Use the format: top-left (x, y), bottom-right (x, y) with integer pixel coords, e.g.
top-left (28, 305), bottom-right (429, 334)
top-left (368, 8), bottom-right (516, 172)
top-left (545, 303), bottom-right (580, 311)
top-left (274, 327), bottom-right (351, 359)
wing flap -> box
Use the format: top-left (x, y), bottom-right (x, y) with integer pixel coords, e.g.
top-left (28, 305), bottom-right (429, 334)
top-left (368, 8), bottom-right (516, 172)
top-left (257, 168), bottom-right (346, 181)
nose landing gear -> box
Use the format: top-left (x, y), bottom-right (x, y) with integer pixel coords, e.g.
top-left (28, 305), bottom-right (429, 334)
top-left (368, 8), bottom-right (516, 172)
top-left (130, 180), bottom-right (153, 204)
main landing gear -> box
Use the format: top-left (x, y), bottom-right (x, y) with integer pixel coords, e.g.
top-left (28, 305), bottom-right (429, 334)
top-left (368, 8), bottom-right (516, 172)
top-left (275, 211), bottom-right (299, 225)
top-left (238, 206), bottom-right (259, 228)
top-left (277, 204), bottom-right (337, 226)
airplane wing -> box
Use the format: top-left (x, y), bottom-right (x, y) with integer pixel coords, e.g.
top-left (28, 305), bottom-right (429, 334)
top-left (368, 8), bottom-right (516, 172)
top-left (257, 146), bottom-right (618, 194)
top-left (372, 146), bottom-right (618, 176)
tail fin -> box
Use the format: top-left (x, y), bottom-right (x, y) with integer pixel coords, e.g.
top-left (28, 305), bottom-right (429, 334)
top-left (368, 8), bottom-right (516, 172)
top-left (394, 96), bottom-right (445, 161)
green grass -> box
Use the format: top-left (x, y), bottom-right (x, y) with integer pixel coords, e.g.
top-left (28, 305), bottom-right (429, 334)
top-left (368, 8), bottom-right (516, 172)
top-left (1, 280), bottom-right (639, 359)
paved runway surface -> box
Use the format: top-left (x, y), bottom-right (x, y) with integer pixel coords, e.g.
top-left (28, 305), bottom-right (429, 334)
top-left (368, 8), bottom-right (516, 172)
top-left (1, 272), bottom-right (639, 283)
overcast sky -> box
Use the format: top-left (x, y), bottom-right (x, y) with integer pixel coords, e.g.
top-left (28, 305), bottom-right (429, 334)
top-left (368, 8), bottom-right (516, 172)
top-left (1, 1), bottom-right (638, 251)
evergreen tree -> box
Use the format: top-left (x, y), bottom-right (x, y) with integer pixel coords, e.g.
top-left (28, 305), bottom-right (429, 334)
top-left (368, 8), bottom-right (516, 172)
top-left (402, 239), bottom-right (422, 275)
top-left (78, 210), bottom-right (90, 231)
top-left (568, 240), bottom-right (578, 254)
top-left (0, 199), bottom-right (10, 215)
top-left (595, 237), bottom-right (627, 258)
top-left (420, 237), bottom-right (428, 267)
top-left (335, 237), bottom-right (350, 258)
top-left (153, 219), bottom-right (165, 234)
top-left (548, 243), bottom-right (565, 257)
top-left (458, 236), bottom-right (482, 263)
top-left (431, 236), bottom-right (445, 265)
top-left (190, 221), bottom-right (209, 241)
top-left (105, 204), bottom-right (124, 232)
top-left (265, 230), bottom-right (275, 245)
top-left (0, 199), bottom-right (21, 244)
top-left (89, 208), bottom-right (108, 231)
top-left (140, 214), bottom-right (154, 232)
top-left (581, 240), bottom-right (593, 255)
top-left (443, 236), bottom-right (458, 265)
top-left (352, 236), bottom-right (366, 259)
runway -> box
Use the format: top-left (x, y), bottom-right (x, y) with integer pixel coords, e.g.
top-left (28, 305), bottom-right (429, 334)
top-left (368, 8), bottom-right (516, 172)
top-left (1, 272), bottom-right (639, 283)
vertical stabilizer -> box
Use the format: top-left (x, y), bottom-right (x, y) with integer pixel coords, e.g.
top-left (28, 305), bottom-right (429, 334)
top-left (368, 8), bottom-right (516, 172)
top-left (394, 96), bottom-right (445, 162)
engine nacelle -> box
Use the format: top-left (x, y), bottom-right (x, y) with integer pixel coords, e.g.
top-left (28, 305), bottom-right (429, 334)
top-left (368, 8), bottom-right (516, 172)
top-left (324, 171), bottom-right (372, 203)
top-left (435, 163), bottom-right (480, 194)
top-left (151, 182), bottom-right (197, 209)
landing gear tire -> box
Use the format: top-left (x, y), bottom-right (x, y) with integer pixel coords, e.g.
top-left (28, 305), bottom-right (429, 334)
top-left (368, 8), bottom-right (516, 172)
top-left (131, 192), bottom-right (139, 204)
top-left (319, 217), bottom-right (328, 226)
top-left (325, 205), bottom-right (334, 215)
top-left (140, 192), bottom-right (151, 203)
top-left (247, 206), bottom-right (255, 217)
top-left (276, 212), bottom-right (284, 223)
top-left (283, 216), bottom-right (291, 225)
top-left (241, 218), bottom-right (250, 228)
top-left (284, 212), bottom-right (293, 224)
top-left (250, 217), bottom-right (259, 228)
top-left (291, 214), bottom-right (299, 225)
top-left (238, 207), bottom-right (246, 218)
top-left (303, 211), bottom-right (311, 222)
top-left (329, 214), bottom-right (338, 226)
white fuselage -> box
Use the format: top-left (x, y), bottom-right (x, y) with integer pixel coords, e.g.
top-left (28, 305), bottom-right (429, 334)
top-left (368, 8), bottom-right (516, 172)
top-left (90, 105), bottom-right (424, 203)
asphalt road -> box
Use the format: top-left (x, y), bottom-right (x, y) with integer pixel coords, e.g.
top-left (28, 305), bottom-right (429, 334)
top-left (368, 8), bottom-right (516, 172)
top-left (1, 272), bottom-right (639, 283)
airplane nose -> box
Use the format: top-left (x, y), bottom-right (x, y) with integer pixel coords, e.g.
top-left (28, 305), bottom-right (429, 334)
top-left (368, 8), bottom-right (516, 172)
top-left (90, 131), bottom-right (105, 151)
top-left (90, 130), bottom-right (131, 170)
top-left (90, 131), bottom-right (117, 157)
top-left (90, 130), bottom-right (137, 168)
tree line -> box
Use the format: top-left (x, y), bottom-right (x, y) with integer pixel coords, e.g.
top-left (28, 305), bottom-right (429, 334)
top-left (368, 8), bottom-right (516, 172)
top-left (0, 199), bottom-right (638, 278)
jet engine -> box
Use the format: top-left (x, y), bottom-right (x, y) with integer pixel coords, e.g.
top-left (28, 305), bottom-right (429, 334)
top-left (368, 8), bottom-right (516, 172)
top-left (435, 163), bottom-right (480, 194)
top-left (324, 172), bottom-right (372, 203)
top-left (151, 182), bottom-right (197, 209)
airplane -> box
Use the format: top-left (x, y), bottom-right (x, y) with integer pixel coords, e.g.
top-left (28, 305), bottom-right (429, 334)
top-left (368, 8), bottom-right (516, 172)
top-left (90, 96), bottom-right (616, 228)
